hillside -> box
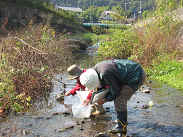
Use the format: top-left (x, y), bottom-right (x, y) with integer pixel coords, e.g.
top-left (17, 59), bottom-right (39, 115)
top-left (0, 0), bottom-right (86, 36)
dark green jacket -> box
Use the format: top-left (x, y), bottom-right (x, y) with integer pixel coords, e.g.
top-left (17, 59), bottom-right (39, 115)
top-left (94, 59), bottom-right (144, 101)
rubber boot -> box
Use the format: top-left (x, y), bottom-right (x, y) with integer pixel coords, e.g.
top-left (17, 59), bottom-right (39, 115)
top-left (109, 111), bottom-right (127, 136)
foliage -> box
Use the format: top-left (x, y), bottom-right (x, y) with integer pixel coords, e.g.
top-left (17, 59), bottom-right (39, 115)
top-left (63, 32), bottom-right (98, 46)
top-left (146, 56), bottom-right (183, 90)
top-left (0, 55), bottom-right (31, 112)
top-left (154, 0), bottom-right (180, 15)
top-left (97, 0), bottom-right (183, 65)
top-left (81, 33), bottom-right (98, 44)
top-left (0, 0), bottom-right (88, 114)
top-left (97, 27), bottom-right (137, 59)
top-left (55, 0), bottom-right (155, 18)
top-left (0, 22), bottom-right (80, 113)
top-left (91, 26), bottom-right (108, 34)
top-left (80, 6), bottom-right (109, 23)
top-left (112, 6), bottom-right (125, 17)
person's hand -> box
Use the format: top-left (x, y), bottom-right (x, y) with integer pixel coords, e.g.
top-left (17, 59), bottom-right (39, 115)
top-left (65, 91), bottom-right (71, 96)
top-left (82, 99), bottom-right (90, 106)
top-left (97, 98), bottom-right (105, 105)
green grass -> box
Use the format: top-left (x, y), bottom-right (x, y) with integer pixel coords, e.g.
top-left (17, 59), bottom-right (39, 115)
top-left (147, 58), bottom-right (183, 91)
top-left (78, 33), bottom-right (98, 44)
top-left (66, 32), bottom-right (98, 45)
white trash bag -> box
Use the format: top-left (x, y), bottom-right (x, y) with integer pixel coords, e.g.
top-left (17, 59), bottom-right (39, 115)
top-left (72, 91), bottom-right (92, 118)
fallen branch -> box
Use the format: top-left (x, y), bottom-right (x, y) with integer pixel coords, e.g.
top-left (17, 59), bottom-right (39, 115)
top-left (14, 37), bottom-right (48, 55)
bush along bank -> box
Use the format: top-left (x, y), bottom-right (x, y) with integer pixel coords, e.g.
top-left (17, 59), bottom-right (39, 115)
top-left (0, 22), bottom-right (85, 116)
top-left (0, 55), bottom-right (51, 114)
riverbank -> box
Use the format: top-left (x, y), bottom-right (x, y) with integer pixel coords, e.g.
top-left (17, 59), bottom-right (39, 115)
top-left (146, 58), bottom-right (183, 91)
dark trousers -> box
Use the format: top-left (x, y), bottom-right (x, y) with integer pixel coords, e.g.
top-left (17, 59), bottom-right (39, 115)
top-left (114, 70), bottom-right (146, 112)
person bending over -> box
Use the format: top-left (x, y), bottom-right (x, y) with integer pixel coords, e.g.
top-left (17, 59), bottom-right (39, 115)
top-left (80, 59), bottom-right (146, 137)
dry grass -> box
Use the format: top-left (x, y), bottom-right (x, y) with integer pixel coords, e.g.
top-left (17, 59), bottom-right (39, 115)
top-left (1, 24), bottom-right (76, 72)
top-left (132, 22), bottom-right (182, 66)
top-left (0, 24), bottom-right (79, 112)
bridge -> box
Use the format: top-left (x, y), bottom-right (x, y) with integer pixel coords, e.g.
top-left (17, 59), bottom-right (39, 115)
top-left (82, 23), bottom-right (130, 28)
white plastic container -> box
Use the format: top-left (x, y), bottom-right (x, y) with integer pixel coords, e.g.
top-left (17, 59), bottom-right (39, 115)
top-left (64, 95), bottom-right (80, 105)
top-left (72, 103), bottom-right (92, 118)
top-left (72, 91), bottom-right (92, 118)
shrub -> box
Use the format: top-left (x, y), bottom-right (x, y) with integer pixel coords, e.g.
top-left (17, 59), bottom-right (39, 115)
top-left (97, 28), bottom-right (137, 59)
top-left (0, 23), bottom-right (77, 113)
top-left (97, 13), bottom-right (182, 66)
top-left (0, 55), bottom-right (31, 112)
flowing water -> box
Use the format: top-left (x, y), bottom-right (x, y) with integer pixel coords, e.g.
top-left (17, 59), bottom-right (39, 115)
top-left (1, 45), bottom-right (183, 137)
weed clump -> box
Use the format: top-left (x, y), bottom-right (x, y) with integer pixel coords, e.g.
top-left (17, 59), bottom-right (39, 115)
top-left (0, 23), bottom-right (78, 114)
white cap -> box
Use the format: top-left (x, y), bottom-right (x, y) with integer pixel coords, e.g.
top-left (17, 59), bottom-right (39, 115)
top-left (80, 69), bottom-right (100, 90)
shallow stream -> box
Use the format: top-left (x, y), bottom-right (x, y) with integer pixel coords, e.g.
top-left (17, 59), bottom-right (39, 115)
top-left (1, 73), bottom-right (183, 137)
top-left (1, 44), bottom-right (183, 137)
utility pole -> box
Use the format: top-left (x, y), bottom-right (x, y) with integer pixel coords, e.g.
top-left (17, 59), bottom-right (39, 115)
top-left (124, 0), bottom-right (127, 17)
top-left (90, 0), bottom-right (92, 23)
top-left (124, 0), bottom-right (127, 11)
top-left (140, 0), bottom-right (142, 14)
top-left (139, 0), bottom-right (142, 16)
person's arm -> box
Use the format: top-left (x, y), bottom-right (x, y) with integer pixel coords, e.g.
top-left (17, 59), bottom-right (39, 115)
top-left (65, 69), bottom-right (86, 96)
top-left (65, 83), bottom-right (81, 96)
top-left (83, 86), bottom-right (110, 105)
top-left (86, 90), bottom-right (93, 100)
top-left (70, 83), bottom-right (82, 95)
top-left (82, 90), bottom-right (93, 105)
